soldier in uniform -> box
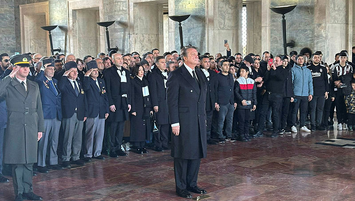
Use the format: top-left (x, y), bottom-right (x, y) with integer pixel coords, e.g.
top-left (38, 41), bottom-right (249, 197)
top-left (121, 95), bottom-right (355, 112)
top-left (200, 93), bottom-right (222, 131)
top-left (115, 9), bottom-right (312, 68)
top-left (0, 54), bottom-right (44, 201)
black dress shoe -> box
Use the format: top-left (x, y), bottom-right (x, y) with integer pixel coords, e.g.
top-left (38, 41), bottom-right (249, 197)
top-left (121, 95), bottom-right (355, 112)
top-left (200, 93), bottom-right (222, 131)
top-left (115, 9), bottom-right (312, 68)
top-left (109, 152), bottom-right (118, 158)
top-left (207, 139), bottom-right (218, 145)
top-left (37, 166), bottom-right (49, 173)
top-left (93, 155), bottom-right (105, 160)
top-left (23, 192), bottom-right (43, 200)
top-left (71, 160), bottom-right (85, 166)
top-left (154, 147), bottom-right (163, 152)
top-left (176, 189), bottom-right (192, 199)
top-left (83, 157), bottom-right (92, 162)
top-left (133, 148), bottom-right (143, 154)
top-left (116, 149), bottom-right (127, 156)
top-left (0, 175), bottom-right (9, 183)
top-left (270, 133), bottom-right (278, 138)
top-left (141, 148), bottom-right (149, 153)
top-left (61, 161), bottom-right (71, 168)
top-left (48, 165), bottom-right (63, 170)
top-left (187, 186), bottom-right (207, 194)
top-left (15, 194), bottom-right (23, 201)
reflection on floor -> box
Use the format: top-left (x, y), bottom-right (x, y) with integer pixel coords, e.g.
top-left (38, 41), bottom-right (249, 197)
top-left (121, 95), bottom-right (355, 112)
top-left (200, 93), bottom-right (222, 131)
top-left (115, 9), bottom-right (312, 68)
top-left (1, 129), bottom-right (355, 200)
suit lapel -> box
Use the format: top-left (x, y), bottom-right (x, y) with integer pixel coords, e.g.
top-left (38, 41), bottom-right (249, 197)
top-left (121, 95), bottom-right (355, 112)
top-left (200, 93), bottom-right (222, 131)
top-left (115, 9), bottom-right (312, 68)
top-left (181, 65), bottom-right (200, 94)
top-left (11, 78), bottom-right (27, 98)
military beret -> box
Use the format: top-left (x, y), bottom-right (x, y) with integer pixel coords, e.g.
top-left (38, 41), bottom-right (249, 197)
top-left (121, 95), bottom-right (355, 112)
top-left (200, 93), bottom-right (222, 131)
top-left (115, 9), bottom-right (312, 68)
top-left (244, 55), bottom-right (254, 64)
top-left (64, 61), bottom-right (77, 71)
top-left (86, 60), bottom-right (98, 70)
top-left (43, 58), bottom-right (55, 67)
top-left (10, 54), bottom-right (31, 67)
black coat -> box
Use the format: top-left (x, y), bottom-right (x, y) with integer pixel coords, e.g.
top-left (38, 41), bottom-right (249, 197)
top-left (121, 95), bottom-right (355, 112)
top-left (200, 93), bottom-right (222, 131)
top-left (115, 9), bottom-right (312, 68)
top-left (82, 76), bottom-right (109, 119)
top-left (104, 65), bottom-right (131, 122)
top-left (130, 76), bottom-right (152, 142)
top-left (200, 69), bottom-right (216, 112)
top-left (167, 65), bottom-right (207, 160)
top-left (148, 67), bottom-right (169, 125)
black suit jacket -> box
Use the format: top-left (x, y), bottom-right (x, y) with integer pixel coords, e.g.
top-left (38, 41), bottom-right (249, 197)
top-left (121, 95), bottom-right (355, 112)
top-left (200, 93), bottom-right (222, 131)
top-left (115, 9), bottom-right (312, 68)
top-left (104, 65), bottom-right (131, 122)
top-left (82, 76), bottom-right (109, 119)
top-left (58, 77), bottom-right (86, 120)
top-left (148, 67), bottom-right (169, 125)
top-left (167, 64), bottom-right (207, 160)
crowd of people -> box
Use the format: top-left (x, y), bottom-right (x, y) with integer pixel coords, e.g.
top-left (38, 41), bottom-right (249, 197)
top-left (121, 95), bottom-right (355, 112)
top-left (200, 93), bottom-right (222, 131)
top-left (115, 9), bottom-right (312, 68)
top-left (1, 44), bottom-right (355, 200)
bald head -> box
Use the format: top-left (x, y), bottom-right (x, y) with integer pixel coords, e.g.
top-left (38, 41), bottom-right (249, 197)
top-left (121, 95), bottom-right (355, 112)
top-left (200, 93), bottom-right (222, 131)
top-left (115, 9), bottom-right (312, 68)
top-left (112, 53), bottom-right (123, 67)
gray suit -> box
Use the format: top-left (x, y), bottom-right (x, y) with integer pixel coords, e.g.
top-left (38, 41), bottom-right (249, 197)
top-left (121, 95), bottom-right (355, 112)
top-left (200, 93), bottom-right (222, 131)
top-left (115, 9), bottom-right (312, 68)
top-left (0, 76), bottom-right (44, 195)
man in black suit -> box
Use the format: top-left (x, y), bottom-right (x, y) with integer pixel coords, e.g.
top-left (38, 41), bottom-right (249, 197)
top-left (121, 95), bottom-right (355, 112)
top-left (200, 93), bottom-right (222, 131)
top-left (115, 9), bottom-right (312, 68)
top-left (58, 61), bottom-right (87, 168)
top-left (200, 55), bottom-right (218, 145)
top-left (82, 60), bottom-right (109, 161)
top-left (104, 53), bottom-right (131, 157)
top-left (148, 56), bottom-right (169, 151)
top-left (167, 46), bottom-right (207, 199)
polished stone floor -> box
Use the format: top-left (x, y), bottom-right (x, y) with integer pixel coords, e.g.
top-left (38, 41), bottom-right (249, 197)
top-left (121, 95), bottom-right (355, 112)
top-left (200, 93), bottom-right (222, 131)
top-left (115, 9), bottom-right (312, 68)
top-left (2, 129), bottom-right (355, 200)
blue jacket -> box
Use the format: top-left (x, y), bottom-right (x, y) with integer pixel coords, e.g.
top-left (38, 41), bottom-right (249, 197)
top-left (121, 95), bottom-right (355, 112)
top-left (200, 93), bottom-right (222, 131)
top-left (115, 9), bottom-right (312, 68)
top-left (35, 71), bottom-right (62, 120)
top-left (291, 64), bottom-right (313, 97)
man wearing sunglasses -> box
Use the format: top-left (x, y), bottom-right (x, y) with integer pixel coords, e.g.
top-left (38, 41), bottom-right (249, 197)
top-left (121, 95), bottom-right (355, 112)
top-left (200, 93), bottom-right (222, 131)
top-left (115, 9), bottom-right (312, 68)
top-left (0, 53), bottom-right (10, 75)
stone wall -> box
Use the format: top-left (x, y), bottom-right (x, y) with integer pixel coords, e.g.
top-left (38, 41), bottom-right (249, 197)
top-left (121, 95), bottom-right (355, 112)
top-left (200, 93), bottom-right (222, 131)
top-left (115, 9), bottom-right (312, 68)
top-left (0, 0), bottom-right (16, 54)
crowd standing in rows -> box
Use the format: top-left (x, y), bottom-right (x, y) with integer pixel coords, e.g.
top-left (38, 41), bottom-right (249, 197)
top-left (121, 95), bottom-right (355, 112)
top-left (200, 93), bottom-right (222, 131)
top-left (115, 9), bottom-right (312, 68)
top-left (1, 44), bottom-right (355, 200)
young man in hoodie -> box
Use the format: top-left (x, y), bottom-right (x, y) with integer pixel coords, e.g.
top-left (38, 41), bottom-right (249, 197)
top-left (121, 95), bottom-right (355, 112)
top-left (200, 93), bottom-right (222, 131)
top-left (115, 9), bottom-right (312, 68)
top-left (290, 55), bottom-right (313, 133)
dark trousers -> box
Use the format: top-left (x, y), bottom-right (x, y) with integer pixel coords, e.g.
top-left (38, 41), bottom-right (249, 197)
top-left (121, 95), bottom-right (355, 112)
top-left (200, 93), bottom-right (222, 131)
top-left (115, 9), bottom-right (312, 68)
top-left (323, 98), bottom-right (333, 126)
top-left (348, 113), bottom-right (355, 126)
top-left (174, 158), bottom-right (200, 191)
top-left (211, 110), bottom-right (219, 139)
top-left (0, 126), bottom-right (4, 175)
top-left (110, 121), bottom-right (125, 152)
top-left (206, 110), bottom-right (213, 140)
top-left (154, 124), bottom-right (169, 149)
top-left (258, 92), bottom-right (283, 132)
top-left (335, 92), bottom-right (347, 124)
top-left (12, 164), bottom-right (33, 195)
top-left (309, 95), bottom-right (325, 127)
top-left (291, 96), bottom-right (308, 127)
top-left (133, 141), bottom-right (146, 149)
top-left (280, 97), bottom-right (292, 129)
top-left (237, 108), bottom-right (250, 135)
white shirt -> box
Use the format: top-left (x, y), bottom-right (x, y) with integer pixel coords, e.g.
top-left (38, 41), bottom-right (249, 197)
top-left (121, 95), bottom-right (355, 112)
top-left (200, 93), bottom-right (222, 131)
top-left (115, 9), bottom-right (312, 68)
top-left (68, 78), bottom-right (79, 91)
top-left (16, 77), bottom-right (27, 91)
top-left (201, 68), bottom-right (210, 81)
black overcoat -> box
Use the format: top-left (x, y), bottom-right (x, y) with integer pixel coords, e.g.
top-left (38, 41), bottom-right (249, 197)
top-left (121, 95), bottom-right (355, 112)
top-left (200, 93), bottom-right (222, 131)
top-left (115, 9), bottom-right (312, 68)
top-left (167, 65), bottom-right (207, 160)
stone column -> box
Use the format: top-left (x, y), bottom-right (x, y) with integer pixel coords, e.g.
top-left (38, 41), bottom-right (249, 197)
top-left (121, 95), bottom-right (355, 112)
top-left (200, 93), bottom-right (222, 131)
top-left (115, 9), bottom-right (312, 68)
top-left (324, 0), bottom-right (352, 64)
top-left (49, 0), bottom-right (68, 54)
top-left (206, 0), bottom-right (242, 55)
top-left (246, 1), bottom-right (262, 55)
top-left (0, 0), bottom-right (16, 54)
top-left (130, 2), bottom-right (162, 53)
top-left (261, 0), bottom-right (271, 53)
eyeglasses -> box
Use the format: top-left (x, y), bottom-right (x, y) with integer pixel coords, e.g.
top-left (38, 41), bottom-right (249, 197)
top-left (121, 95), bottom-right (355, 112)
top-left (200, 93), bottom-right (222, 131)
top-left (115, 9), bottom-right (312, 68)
top-left (2, 59), bottom-right (9, 62)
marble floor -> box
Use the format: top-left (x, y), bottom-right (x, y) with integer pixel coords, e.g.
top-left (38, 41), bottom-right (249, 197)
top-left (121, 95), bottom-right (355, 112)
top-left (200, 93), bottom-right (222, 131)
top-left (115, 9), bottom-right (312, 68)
top-left (1, 129), bottom-right (355, 200)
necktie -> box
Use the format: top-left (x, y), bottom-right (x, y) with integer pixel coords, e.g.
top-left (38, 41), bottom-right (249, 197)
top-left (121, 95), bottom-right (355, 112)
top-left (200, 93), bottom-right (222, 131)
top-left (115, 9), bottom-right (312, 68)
top-left (21, 81), bottom-right (27, 91)
top-left (192, 70), bottom-right (199, 85)
top-left (49, 80), bottom-right (58, 95)
top-left (73, 81), bottom-right (79, 96)
top-left (95, 80), bottom-right (100, 90)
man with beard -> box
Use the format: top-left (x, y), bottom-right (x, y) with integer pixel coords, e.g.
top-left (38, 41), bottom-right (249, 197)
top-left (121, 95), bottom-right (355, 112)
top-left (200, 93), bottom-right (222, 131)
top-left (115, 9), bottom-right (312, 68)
top-left (104, 53), bottom-right (131, 157)
top-left (167, 46), bottom-right (207, 198)
top-left (307, 52), bottom-right (329, 131)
